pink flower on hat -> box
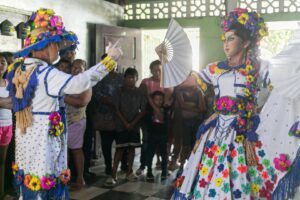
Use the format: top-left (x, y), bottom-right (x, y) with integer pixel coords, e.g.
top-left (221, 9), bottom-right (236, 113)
top-left (273, 154), bottom-right (292, 172)
top-left (50, 16), bottom-right (64, 30)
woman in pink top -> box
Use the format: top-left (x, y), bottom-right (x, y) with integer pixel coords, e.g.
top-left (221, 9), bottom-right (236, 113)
top-left (137, 60), bottom-right (164, 175)
top-left (140, 60), bottom-right (164, 115)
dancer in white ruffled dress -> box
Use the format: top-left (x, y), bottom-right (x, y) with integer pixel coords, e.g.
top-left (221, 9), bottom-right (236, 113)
top-left (171, 8), bottom-right (300, 200)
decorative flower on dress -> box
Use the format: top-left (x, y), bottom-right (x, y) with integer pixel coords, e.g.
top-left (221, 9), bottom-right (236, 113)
top-left (48, 111), bottom-right (64, 137)
top-left (41, 175), bottom-right (56, 190)
top-left (28, 176), bottom-right (41, 191)
top-left (273, 154), bottom-right (292, 172)
top-left (199, 178), bottom-right (207, 188)
top-left (251, 183), bottom-right (260, 194)
top-left (48, 111), bottom-right (61, 125)
top-left (209, 63), bottom-right (227, 75)
top-left (215, 96), bottom-right (237, 114)
top-left (12, 162), bottom-right (19, 175)
top-left (59, 169), bottom-right (71, 184)
top-left (200, 166), bottom-right (209, 176)
top-left (175, 176), bottom-right (185, 188)
top-left (208, 189), bottom-right (216, 197)
top-left (214, 177), bottom-right (223, 187)
top-left (13, 163), bottom-right (71, 192)
top-left (233, 189), bottom-right (242, 198)
top-left (24, 174), bottom-right (32, 188)
top-left (15, 169), bottom-right (24, 185)
top-left (288, 121), bottom-right (300, 137)
top-left (235, 135), bottom-right (245, 143)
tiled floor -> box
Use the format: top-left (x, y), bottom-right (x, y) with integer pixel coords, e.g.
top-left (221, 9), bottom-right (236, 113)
top-left (69, 156), bottom-right (176, 200)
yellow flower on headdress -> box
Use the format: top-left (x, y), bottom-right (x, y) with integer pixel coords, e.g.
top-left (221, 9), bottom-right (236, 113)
top-left (28, 176), bottom-right (41, 191)
top-left (30, 36), bottom-right (37, 44)
top-left (46, 9), bottom-right (55, 16)
top-left (37, 9), bottom-right (46, 15)
top-left (259, 28), bottom-right (268, 37)
top-left (220, 33), bottom-right (225, 41)
top-left (238, 13), bottom-right (249, 25)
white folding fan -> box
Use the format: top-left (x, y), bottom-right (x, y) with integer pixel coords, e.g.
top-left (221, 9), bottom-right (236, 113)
top-left (156, 18), bottom-right (193, 88)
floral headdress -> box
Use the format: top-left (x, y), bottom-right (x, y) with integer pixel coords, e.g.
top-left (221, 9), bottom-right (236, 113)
top-left (15, 8), bottom-right (78, 58)
top-left (222, 8), bottom-right (268, 41)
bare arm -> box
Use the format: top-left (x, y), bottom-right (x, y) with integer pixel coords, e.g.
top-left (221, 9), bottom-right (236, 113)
top-left (139, 83), bottom-right (161, 118)
top-left (129, 111), bottom-right (146, 128)
top-left (64, 88), bottom-right (92, 107)
top-left (115, 109), bottom-right (129, 128)
top-left (0, 97), bottom-right (12, 109)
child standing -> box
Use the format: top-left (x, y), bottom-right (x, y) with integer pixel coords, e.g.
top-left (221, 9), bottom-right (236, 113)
top-left (108, 68), bottom-right (146, 185)
top-left (145, 91), bottom-right (169, 180)
top-left (0, 53), bottom-right (12, 198)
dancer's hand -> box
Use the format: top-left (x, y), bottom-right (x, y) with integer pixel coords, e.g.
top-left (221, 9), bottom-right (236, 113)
top-left (155, 43), bottom-right (168, 64)
top-left (106, 42), bottom-right (123, 62)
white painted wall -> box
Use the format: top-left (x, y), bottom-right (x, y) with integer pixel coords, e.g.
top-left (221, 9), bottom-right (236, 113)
top-left (0, 0), bottom-right (123, 61)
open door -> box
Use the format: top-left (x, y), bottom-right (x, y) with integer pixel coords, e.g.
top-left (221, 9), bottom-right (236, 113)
top-left (88, 24), bottom-right (142, 81)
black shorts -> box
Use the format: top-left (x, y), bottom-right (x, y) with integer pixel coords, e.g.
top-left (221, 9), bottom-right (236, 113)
top-left (115, 130), bottom-right (141, 148)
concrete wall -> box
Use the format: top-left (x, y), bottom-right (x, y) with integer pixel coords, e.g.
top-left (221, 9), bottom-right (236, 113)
top-left (0, 0), bottom-right (123, 62)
